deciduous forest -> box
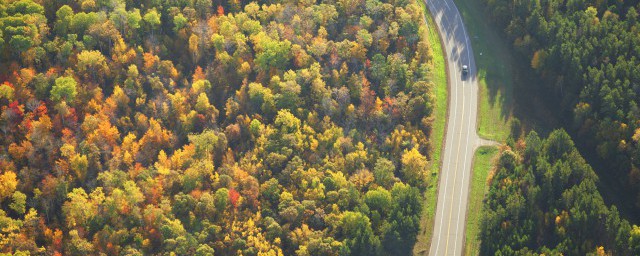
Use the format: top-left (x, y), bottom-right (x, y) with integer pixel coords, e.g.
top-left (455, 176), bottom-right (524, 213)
top-left (0, 0), bottom-right (436, 255)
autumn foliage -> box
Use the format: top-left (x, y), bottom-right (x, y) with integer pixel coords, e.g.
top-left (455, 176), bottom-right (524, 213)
top-left (0, 0), bottom-right (435, 255)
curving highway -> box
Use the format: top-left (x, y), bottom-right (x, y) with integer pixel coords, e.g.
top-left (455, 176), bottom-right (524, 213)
top-left (424, 0), bottom-right (494, 255)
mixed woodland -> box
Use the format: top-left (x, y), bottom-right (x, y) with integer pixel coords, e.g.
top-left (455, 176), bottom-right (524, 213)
top-left (0, 0), bottom-right (437, 255)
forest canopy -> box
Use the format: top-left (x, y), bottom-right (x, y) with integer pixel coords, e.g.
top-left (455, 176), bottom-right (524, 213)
top-left (482, 130), bottom-right (638, 255)
top-left (481, 0), bottom-right (640, 211)
top-left (0, 0), bottom-right (437, 255)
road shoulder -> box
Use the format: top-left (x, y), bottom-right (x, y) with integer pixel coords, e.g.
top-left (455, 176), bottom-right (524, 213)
top-left (413, 0), bottom-right (450, 254)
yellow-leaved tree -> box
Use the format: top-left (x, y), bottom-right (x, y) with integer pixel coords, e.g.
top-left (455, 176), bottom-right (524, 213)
top-left (0, 171), bottom-right (18, 201)
top-left (401, 147), bottom-right (429, 188)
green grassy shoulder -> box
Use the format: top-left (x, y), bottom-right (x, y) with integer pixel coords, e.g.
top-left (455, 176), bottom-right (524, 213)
top-left (464, 146), bottom-right (498, 256)
top-left (413, 0), bottom-right (448, 254)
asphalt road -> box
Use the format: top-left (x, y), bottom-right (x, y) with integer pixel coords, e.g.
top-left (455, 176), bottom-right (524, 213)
top-left (424, 0), bottom-right (494, 255)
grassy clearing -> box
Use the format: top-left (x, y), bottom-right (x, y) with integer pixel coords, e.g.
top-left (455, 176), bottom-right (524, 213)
top-left (454, 0), bottom-right (516, 142)
top-left (413, 0), bottom-right (448, 254)
top-left (464, 146), bottom-right (498, 256)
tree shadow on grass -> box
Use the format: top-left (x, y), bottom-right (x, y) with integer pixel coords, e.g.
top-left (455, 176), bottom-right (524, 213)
top-left (456, 0), bottom-right (561, 139)
top-left (455, 0), bottom-right (640, 224)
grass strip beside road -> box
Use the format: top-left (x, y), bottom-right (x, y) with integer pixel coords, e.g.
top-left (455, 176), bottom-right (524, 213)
top-left (454, 0), bottom-right (515, 142)
top-left (465, 146), bottom-right (498, 256)
top-left (413, 0), bottom-right (448, 254)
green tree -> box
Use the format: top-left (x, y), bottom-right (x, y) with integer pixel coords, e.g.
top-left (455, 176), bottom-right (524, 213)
top-left (195, 244), bottom-right (215, 256)
top-left (630, 225), bottom-right (640, 255)
top-left (248, 82), bottom-right (276, 116)
top-left (173, 13), bottom-right (188, 33)
top-left (10, 191), bottom-right (27, 215)
top-left (214, 188), bottom-right (229, 212)
top-left (54, 5), bottom-right (74, 35)
top-left (364, 187), bottom-right (392, 229)
top-left (340, 211), bottom-right (382, 256)
top-left (256, 38), bottom-right (292, 71)
top-left (67, 229), bottom-right (94, 254)
top-left (188, 130), bottom-right (226, 159)
top-left (0, 82), bottom-right (15, 100)
top-left (384, 182), bottom-right (422, 254)
top-left (62, 188), bottom-right (93, 228)
top-left (69, 11), bottom-right (101, 36)
top-left (373, 157), bottom-right (396, 188)
top-left (51, 76), bottom-right (77, 102)
top-left (76, 50), bottom-right (109, 81)
top-left (0, 0), bottom-right (47, 57)
top-left (143, 8), bottom-right (161, 35)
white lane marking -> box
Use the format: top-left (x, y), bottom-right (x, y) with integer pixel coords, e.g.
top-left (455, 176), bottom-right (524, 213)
top-left (444, 48), bottom-right (465, 256)
top-left (453, 6), bottom-right (474, 255)
top-left (453, 73), bottom-right (471, 256)
top-left (428, 0), bottom-right (476, 255)
top-left (433, 35), bottom-right (460, 256)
